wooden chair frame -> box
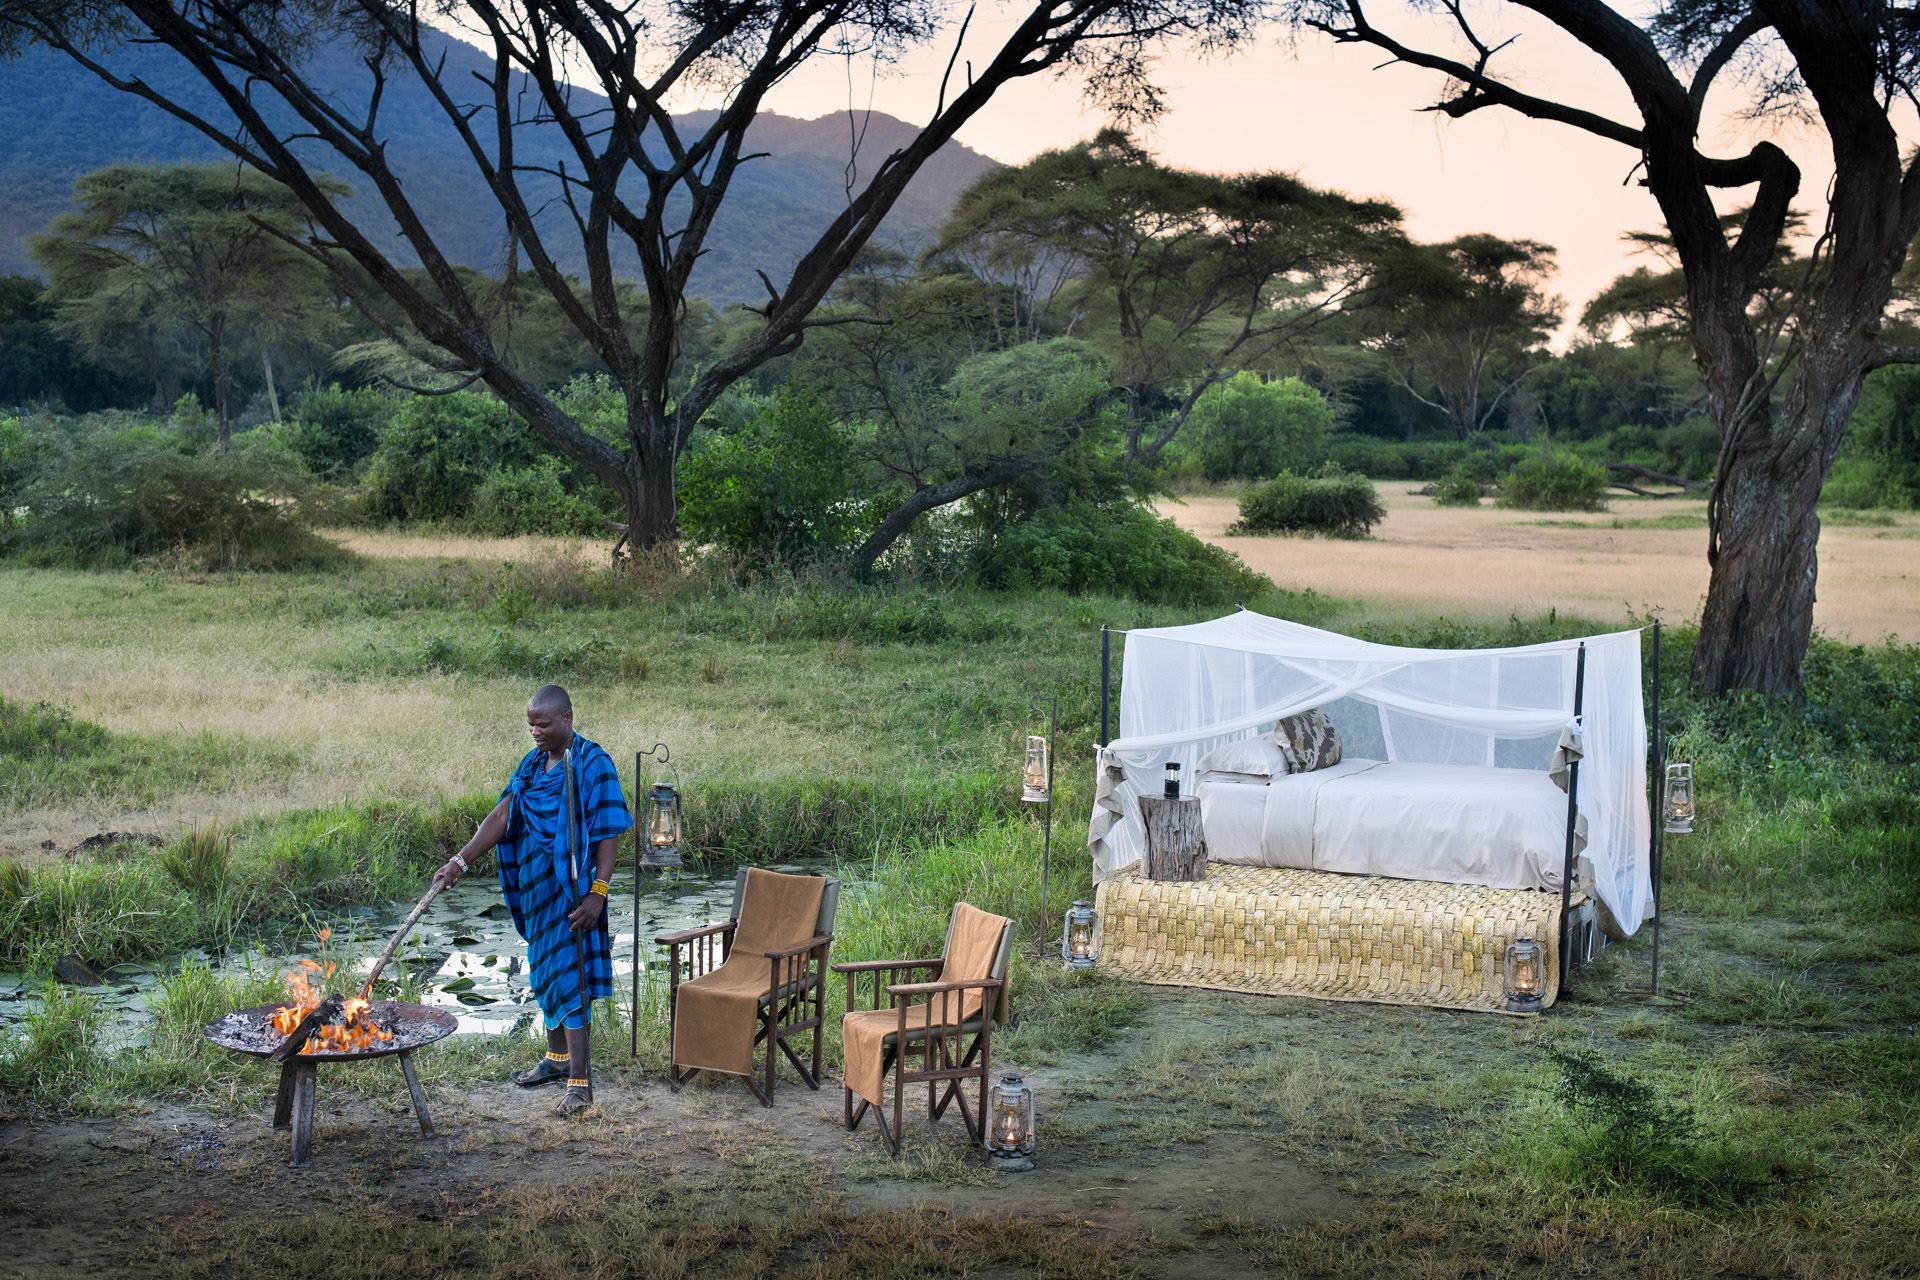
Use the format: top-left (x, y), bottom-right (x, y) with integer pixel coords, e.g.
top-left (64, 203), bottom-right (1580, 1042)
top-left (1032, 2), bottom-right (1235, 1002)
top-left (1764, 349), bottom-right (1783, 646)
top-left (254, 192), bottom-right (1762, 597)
top-left (656, 874), bottom-right (835, 1108)
top-left (832, 917), bottom-right (1013, 1155)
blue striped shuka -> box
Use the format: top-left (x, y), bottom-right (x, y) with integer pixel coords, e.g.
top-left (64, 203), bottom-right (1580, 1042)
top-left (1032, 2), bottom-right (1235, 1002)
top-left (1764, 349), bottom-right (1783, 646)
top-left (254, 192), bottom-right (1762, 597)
top-left (496, 736), bottom-right (634, 1031)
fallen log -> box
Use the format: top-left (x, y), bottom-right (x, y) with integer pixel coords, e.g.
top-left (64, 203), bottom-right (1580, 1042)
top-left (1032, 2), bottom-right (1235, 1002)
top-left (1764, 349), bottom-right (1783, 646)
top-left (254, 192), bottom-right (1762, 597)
top-left (1604, 462), bottom-right (1705, 491)
top-left (269, 994), bottom-right (345, 1063)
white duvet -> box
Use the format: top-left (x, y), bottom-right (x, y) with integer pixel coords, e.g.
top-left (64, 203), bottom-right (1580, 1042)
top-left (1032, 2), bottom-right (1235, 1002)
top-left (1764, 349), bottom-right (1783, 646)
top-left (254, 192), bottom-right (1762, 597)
top-left (1197, 759), bottom-right (1575, 893)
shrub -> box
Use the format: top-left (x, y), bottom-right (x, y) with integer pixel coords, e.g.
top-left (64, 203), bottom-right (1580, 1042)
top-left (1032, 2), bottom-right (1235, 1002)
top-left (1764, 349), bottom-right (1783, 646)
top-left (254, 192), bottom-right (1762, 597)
top-left (1498, 450), bottom-right (1610, 511)
top-left (1431, 470), bottom-right (1483, 506)
top-left (677, 386), bottom-right (869, 562)
top-left (1226, 466), bottom-right (1386, 537)
top-left (1190, 373), bottom-right (1331, 481)
top-left (1325, 436), bottom-right (1463, 480)
top-left (280, 384), bottom-right (397, 476)
top-left (971, 498), bottom-right (1273, 605)
top-left (1, 423), bottom-right (345, 569)
top-left (468, 459), bottom-right (608, 536)
top-left (360, 391), bottom-right (549, 524)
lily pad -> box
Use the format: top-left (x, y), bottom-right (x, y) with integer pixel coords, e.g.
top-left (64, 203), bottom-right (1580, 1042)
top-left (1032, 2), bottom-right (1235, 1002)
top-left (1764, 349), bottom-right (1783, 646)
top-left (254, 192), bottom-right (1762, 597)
top-left (440, 977), bottom-right (476, 992)
top-left (451, 935), bottom-right (481, 946)
top-left (455, 992), bottom-right (498, 1005)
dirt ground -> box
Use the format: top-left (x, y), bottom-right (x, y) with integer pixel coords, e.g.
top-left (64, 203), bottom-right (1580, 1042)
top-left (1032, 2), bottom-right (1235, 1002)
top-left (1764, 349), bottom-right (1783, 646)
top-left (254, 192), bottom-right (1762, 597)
top-left (1160, 489), bottom-right (1920, 642)
top-left (0, 984), bottom-right (1387, 1279)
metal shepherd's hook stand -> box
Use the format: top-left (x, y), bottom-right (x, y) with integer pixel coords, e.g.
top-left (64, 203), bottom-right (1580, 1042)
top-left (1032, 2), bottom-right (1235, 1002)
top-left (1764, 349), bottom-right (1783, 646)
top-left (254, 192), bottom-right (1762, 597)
top-left (631, 743), bottom-right (672, 1059)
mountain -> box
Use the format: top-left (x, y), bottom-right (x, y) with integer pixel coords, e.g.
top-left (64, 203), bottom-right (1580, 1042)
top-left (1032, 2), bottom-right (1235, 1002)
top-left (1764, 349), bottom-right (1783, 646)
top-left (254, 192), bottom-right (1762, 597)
top-left (0, 29), bottom-right (999, 302)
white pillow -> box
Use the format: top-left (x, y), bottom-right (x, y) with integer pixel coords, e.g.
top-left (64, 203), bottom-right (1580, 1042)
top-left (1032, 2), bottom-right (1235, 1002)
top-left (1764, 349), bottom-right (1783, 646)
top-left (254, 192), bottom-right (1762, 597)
top-left (1196, 737), bottom-right (1290, 779)
top-left (1197, 769), bottom-right (1274, 787)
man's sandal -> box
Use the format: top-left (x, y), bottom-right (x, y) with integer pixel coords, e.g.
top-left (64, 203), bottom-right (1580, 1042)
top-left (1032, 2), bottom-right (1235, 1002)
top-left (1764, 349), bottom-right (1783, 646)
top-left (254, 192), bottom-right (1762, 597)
top-left (513, 1053), bottom-right (570, 1087)
top-left (553, 1081), bottom-right (593, 1117)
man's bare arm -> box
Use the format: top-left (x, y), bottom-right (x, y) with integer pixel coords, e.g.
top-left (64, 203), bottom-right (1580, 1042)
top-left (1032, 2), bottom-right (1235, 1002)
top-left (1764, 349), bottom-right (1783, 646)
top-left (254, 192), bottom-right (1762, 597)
top-left (436, 796), bottom-right (511, 889)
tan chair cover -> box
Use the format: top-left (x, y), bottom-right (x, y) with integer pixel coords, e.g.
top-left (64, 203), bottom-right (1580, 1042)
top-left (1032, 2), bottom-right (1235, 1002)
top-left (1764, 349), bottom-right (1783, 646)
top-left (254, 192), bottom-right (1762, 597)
top-left (842, 901), bottom-right (1008, 1107)
top-left (672, 868), bottom-right (826, 1076)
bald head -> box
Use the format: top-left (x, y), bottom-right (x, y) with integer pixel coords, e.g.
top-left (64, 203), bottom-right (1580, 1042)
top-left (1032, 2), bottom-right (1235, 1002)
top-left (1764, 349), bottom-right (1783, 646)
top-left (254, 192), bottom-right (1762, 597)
top-left (526, 685), bottom-right (575, 759)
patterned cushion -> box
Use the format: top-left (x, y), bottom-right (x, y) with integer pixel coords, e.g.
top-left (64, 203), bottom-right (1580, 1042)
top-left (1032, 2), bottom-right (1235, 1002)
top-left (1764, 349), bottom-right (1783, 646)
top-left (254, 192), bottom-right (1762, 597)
top-left (1270, 708), bottom-right (1343, 773)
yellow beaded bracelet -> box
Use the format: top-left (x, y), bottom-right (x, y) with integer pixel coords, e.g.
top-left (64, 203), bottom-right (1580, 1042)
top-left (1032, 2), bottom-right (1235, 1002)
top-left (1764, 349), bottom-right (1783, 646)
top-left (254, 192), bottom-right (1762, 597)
top-left (589, 878), bottom-right (611, 897)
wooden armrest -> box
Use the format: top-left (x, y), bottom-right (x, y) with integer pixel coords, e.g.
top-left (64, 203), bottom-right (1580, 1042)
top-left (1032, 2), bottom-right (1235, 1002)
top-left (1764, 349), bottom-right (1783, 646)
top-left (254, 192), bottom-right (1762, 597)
top-left (830, 957), bottom-right (942, 975)
top-left (763, 933), bottom-right (832, 961)
top-left (885, 977), bottom-right (1003, 998)
top-left (654, 920), bottom-right (735, 947)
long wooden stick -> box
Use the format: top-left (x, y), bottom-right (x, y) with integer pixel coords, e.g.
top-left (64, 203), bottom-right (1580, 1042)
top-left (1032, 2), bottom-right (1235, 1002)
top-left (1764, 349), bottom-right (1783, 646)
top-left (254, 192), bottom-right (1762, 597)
top-left (361, 879), bottom-right (447, 1000)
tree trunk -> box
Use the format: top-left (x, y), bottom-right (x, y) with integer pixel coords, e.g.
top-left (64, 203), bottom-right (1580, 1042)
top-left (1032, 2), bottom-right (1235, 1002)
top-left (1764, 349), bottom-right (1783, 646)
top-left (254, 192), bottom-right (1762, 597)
top-left (1138, 795), bottom-right (1207, 881)
top-left (210, 315), bottom-right (230, 452)
top-left (615, 439), bottom-right (679, 553)
top-left (1691, 341), bottom-right (1868, 695)
top-left (263, 349), bottom-right (281, 423)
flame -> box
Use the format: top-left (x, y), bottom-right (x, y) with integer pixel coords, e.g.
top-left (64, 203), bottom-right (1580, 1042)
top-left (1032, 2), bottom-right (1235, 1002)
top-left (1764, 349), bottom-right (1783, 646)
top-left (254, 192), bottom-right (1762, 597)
top-left (268, 958), bottom-right (395, 1054)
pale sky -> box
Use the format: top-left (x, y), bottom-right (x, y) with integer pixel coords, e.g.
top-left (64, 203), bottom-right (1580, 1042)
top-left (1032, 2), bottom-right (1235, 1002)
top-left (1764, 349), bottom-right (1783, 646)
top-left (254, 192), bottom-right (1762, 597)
top-left (703, 3), bottom-right (1884, 343)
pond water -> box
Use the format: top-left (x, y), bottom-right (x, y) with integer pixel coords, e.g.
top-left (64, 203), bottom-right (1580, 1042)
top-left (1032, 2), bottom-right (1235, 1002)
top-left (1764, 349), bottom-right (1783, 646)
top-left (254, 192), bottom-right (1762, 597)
top-left (0, 864), bottom-right (804, 1046)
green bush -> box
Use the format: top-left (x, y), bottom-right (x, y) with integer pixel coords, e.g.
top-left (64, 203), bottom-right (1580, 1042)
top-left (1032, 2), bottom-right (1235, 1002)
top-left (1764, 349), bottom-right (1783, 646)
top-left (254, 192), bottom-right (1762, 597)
top-left (1226, 466), bottom-right (1386, 537)
top-left (1190, 373), bottom-right (1331, 481)
top-left (468, 459), bottom-right (608, 536)
top-left (361, 391), bottom-right (546, 524)
top-left (677, 386), bottom-right (869, 562)
top-left (1325, 436), bottom-right (1463, 480)
top-left (1, 422), bottom-right (344, 569)
top-left (280, 384), bottom-right (397, 476)
top-left (1498, 450), bottom-right (1610, 511)
top-left (1833, 364), bottom-right (1920, 508)
top-left (971, 498), bottom-right (1273, 605)
top-left (1432, 470), bottom-right (1483, 506)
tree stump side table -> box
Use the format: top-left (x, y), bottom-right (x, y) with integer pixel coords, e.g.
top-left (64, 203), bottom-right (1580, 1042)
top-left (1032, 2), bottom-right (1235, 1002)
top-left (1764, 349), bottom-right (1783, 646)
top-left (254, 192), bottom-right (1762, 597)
top-left (1138, 794), bottom-right (1207, 881)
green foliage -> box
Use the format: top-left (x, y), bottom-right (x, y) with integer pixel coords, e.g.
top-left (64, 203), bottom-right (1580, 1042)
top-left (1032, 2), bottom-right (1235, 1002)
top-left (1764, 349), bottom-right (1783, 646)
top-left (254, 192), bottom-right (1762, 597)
top-left (280, 383), bottom-right (396, 475)
top-left (1825, 361), bottom-right (1920, 509)
top-left (158, 825), bottom-right (230, 897)
top-left (0, 274), bottom-right (141, 412)
top-left (1188, 373), bottom-right (1332, 481)
top-left (1431, 470), bottom-right (1483, 506)
top-left (468, 459), bottom-right (608, 536)
top-left (677, 387), bottom-right (867, 561)
top-left (0, 984), bottom-right (104, 1110)
top-left (143, 955), bottom-right (287, 1061)
top-left (973, 498), bottom-right (1274, 604)
top-left (1498, 450), bottom-right (1610, 511)
top-left (1, 417), bottom-right (344, 569)
top-left (361, 391), bottom-right (544, 524)
top-left (1227, 466), bottom-right (1386, 537)
top-left (1541, 1047), bottom-right (1779, 1208)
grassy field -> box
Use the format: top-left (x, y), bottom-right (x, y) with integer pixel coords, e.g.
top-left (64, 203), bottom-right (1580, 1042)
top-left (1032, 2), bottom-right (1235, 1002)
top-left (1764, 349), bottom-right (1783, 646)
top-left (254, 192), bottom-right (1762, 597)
top-left (1, 533), bottom-right (1916, 1278)
top-left (1162, 487), bottom-right (1920, 642)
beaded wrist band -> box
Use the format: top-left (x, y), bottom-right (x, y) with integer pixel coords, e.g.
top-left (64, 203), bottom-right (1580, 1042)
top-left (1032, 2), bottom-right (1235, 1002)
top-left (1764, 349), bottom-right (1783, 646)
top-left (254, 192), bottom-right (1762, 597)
top-left (589, 878), bottom-right (611, 897)
top-left (453, 853), bottom-right (469, 872)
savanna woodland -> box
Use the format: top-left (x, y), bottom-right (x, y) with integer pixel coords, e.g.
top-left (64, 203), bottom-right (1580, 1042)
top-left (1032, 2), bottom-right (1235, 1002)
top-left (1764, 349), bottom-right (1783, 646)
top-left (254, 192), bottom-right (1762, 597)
top-left (0, 1), bottom-right (1916, 1277)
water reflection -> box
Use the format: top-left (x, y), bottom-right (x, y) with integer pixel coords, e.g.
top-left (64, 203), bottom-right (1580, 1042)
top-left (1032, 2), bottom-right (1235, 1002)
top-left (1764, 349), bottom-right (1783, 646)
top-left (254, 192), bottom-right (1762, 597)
top-left (0, 864), bottom-right (784, 1044)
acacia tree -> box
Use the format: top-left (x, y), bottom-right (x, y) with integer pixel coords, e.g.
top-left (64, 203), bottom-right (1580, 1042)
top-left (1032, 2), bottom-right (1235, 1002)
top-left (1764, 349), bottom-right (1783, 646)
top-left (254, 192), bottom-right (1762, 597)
top-left (31, 162), bottom-right (341, 446)
top-left (2, 0), bottom-right (1266, 547)
top-left (1294, 0), bottom-right (1920, 696)
top-left (1374, 233), bottom-right (1563, 440)
top-left (934, 129), bottom-right (1404, 458)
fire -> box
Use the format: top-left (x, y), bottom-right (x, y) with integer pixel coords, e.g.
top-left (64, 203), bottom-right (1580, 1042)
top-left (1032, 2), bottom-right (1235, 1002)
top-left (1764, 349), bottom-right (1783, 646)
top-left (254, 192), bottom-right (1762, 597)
top-left (268, 957), bottom-right (395, 1054)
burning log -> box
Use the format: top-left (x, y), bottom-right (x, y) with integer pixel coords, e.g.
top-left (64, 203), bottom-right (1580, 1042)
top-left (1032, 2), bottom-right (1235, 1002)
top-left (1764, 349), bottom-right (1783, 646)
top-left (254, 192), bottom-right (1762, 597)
top-left (269, 993), bottom-right (345, 1062)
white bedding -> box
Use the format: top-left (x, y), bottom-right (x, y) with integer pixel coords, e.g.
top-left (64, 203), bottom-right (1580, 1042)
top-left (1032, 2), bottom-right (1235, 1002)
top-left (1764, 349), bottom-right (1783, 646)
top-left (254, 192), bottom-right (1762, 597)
top-left (1197, 759), bottom-right (1574, 893)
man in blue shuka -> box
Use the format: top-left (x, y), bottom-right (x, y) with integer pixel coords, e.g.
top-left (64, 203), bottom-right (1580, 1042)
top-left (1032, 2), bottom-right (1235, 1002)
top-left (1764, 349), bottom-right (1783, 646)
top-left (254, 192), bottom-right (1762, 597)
top-left (435, 684), bottom-right (632, 1116)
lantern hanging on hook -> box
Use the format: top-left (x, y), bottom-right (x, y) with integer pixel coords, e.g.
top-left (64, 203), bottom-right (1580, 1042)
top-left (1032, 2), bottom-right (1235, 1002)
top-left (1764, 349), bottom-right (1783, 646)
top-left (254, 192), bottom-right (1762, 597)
top-left (637, 743), bottom-right (683, 869)
top-left (1662, 762), bottom-right (1694, 834)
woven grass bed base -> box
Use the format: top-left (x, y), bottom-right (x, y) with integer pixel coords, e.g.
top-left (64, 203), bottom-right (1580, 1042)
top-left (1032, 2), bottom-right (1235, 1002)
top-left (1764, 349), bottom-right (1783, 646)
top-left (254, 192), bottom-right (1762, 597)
top-left (1095, 864), bottom-right (1581, 1015)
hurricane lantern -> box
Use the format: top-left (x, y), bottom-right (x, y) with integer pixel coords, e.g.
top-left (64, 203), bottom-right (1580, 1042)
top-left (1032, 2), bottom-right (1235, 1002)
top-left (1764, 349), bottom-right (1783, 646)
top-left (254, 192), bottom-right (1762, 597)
top-left (1062, 899), bottom-right (1099, 970)
top-left (641, 780), bottom-right (684, 869)
top-left (1504, 935), bottom-right (1545, 1013)
top-left (986, 1073), bottom-right (1036, 1171)
top-left (1163, 760), bottom-right (1182, 800)
top-left (1022, 735), bottom-right (1050, 803)
top-left (1662, 763), bottom-right (1695, 834)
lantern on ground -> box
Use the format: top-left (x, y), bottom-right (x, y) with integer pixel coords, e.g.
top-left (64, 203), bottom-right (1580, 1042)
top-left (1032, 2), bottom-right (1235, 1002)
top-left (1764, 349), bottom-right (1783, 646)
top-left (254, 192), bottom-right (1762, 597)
top-left (1022, 735), bottom-right (1050, 802)
top-left (1062, 899), bottom-right (1099, 970)
top-left (641, 779), bottom-right (684, 869)
top-left (1663, 763), bottom-right (1695, 834)
top-left (1504, 935), bottom-right (1545, 1013)
top-left (986, 1073), bottom-right (1036, 1171)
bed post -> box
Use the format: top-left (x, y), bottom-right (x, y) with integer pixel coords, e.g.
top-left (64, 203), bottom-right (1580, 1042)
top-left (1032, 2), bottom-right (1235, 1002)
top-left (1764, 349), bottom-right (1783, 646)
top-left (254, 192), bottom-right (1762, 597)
top-left (1649, 620), bottom-right (1664, 996)
top-left (1559, 642), bottom-right (1587, 991)
top-left (1100, 625), bottom-right (1112, 748)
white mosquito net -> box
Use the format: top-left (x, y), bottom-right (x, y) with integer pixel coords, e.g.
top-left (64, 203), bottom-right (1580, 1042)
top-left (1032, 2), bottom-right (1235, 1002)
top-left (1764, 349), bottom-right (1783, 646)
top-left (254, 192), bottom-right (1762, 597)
top-left (1086, 611), bottom-right (1653, 931)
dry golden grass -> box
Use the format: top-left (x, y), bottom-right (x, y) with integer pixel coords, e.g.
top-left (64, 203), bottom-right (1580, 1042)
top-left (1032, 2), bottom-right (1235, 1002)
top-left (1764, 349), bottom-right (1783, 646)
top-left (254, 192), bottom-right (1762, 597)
top-left (323, 528), bottom-right (606, 563)
top-left (1160, 488), bottom-right (1920, 642)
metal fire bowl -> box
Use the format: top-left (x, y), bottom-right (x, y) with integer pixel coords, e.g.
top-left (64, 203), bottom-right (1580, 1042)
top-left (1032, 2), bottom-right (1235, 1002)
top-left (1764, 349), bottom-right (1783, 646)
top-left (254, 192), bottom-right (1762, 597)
top-left (204, 1001), bottom-right (458, 1062)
